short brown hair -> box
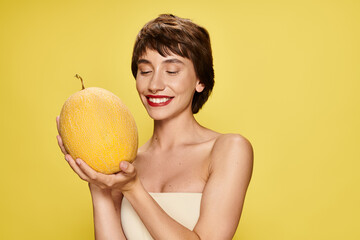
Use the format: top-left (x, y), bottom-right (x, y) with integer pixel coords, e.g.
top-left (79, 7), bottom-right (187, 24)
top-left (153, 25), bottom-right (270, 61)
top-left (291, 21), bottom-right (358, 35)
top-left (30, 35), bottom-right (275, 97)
top-left (131, 14), bottom-right (214, 114)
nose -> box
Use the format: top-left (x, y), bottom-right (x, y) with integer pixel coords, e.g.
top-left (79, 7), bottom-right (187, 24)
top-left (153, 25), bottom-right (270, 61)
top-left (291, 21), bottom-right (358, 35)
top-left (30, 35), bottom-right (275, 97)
top-left (148, 71), bottom-right (165, 93)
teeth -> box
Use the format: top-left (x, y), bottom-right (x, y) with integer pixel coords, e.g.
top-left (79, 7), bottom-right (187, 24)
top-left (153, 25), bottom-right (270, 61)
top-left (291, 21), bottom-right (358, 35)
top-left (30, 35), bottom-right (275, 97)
top-left (149, 97), bottom-right (170, 103)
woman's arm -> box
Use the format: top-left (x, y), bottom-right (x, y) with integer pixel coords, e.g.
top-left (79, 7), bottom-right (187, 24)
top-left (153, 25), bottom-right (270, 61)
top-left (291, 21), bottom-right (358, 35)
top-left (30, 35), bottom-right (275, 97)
top-left (121, 134), bottom-right (253, 240)
top-left (194, 134), bottom-right (253, 239)
top-left (63, 153), bottom-right (128, 240)
top-left (89, 184), bottom-right (126, 240)
top-left (56, 117), bottom-right (126, 239)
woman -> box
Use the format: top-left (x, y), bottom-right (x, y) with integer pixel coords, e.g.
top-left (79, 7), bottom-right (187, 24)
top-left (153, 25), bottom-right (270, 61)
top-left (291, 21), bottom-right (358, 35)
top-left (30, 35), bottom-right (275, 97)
top-left (56, 14), bottom-right (253, 239)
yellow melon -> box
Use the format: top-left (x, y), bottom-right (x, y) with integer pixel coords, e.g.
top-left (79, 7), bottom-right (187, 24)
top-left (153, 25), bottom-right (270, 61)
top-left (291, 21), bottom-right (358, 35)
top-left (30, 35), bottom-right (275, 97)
top-left (59, 75), bottom-right (138, 174)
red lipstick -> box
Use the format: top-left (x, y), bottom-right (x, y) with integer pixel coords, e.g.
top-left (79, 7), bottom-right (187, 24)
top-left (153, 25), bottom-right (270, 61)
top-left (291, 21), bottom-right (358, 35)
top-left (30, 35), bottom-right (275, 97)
top-left (146, 95), bottom-right (174, 107)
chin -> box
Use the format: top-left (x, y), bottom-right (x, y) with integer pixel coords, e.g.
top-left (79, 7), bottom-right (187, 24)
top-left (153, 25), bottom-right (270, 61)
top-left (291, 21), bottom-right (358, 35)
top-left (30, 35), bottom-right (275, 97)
top-left (147, 110), bottom-right (173, 121)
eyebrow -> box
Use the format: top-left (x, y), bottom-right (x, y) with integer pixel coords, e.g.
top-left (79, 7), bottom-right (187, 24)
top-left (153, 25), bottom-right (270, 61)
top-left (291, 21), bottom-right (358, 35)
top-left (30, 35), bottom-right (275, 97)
top-left (137, 59), bottom-right (151, 64)
top-left (137, 58), bottom-right (185, 65)
top-left (163, 58), bottom-right (184, 65)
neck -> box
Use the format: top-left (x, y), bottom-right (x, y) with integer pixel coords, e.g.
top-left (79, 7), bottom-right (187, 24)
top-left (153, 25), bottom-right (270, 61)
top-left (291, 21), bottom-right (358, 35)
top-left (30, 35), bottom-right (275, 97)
top-left (149, 110), bottom-right (204, 151)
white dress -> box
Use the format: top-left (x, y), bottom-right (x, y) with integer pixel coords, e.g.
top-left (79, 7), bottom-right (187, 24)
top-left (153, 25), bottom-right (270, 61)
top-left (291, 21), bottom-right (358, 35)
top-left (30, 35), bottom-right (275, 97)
top-left (121, 192), bottom-right (202, 239)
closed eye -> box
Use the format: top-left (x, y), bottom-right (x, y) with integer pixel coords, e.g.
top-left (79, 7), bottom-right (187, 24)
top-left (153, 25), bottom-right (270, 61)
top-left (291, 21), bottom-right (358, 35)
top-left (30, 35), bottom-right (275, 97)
top-left (140, 71), bottom-right (152, 75)
top-left (166, 71), bottom-right (179, 75)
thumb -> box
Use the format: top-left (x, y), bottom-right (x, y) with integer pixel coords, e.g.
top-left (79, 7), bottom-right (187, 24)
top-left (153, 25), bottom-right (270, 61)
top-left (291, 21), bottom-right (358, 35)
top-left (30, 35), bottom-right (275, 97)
top-left (120, 161), bottom-right (135, 174)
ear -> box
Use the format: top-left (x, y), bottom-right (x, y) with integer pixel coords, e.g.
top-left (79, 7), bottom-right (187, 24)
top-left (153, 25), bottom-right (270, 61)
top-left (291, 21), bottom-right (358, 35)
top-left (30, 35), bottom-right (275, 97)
top-left (195, 81), bottom-right (205, 93)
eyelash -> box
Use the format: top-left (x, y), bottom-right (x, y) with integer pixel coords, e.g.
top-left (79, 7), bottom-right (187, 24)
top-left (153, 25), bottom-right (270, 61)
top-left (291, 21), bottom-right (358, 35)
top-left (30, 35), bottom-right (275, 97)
top-left (139, 71), bottom-right (179, 75)
top-left (140, 71), bottom-right (152, 75)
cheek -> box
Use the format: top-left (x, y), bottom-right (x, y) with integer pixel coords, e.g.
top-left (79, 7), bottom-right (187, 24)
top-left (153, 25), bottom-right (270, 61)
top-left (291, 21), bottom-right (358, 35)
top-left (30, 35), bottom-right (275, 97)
top-left (135, 81), bottom-right (140, 93)
top-left (169, 81), bottom-right (184, 92)
top-left (135, 81), bottom-right (145, 101)
top-left (172, 73), bottom-right (196, 90)
top-left (171, 77), bottom-right (197, 96)
top-left (135, 79), bottom-right (144, 93)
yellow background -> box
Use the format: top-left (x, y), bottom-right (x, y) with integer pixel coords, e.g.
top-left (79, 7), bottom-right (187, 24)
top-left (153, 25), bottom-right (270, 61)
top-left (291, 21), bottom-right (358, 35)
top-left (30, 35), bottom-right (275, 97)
top-left (1, 0), bottom-right (359, 239)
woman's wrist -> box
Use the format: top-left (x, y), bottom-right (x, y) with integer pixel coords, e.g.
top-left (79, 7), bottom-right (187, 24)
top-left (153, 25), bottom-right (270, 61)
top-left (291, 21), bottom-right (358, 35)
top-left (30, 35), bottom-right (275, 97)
top-left (88, 183), bottom-right (112, 200)
top-left (122, 176), bottom-right (143, 200)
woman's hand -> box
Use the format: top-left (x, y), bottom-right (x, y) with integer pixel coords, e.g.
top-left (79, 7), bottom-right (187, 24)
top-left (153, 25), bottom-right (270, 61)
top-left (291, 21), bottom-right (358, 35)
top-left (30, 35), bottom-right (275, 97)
top-left (56, 116), bottom-right (139, 193)
top-left (70, 156), bottom-right (138, 193)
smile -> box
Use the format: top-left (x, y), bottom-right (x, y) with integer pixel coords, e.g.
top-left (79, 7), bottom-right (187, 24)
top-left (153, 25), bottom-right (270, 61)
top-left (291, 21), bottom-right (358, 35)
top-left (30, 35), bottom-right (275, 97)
top-left (146, 95), bottom-right (174, 107)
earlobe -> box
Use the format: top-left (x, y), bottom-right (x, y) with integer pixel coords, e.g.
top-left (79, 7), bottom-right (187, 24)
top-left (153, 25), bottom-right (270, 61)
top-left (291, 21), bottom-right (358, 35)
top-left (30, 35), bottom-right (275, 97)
top-left (196, 82), bottom-right (205, 93)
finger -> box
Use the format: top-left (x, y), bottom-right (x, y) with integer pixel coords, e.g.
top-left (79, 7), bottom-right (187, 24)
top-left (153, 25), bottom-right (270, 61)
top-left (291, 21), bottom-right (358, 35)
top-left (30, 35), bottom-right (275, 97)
top-left (112, 162), bottom-right (137, 191)
top-left (75, 158), bottom-right (101, 182)
top-left (66, 155), bottom-right (91, 182)
top-left (56, 135), bottom-right (68, 155)
top-left (56, 116), bottom-right (60, 133)
top-left (120, 161), bottom-right (136, 176)
top-left (76, 159), bottom-right (120, 188)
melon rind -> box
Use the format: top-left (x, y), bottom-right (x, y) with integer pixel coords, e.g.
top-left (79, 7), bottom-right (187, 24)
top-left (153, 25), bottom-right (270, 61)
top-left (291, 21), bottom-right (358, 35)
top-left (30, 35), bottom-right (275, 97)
top-left (59, 87), bottom-right (138, 174)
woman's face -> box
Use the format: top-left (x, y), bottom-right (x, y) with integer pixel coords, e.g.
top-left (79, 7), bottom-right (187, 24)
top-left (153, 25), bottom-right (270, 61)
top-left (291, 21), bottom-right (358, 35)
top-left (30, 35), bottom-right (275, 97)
top-left (136, 48), bottom-right (204, 120)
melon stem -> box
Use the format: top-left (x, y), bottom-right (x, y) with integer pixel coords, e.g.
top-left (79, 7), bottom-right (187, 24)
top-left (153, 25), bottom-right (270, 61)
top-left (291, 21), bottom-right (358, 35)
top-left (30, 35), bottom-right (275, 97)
top-left (75, 74), bottom-right (85, 90)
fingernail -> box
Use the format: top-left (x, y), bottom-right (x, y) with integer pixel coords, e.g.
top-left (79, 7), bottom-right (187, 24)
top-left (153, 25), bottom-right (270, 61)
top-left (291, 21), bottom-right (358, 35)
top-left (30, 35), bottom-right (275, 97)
top-left (120, 161), bottom-right (128, 170)
top-left (65, 156), bottom-right (69, 162)
top-left (76, 159), bottom-right (81, 165)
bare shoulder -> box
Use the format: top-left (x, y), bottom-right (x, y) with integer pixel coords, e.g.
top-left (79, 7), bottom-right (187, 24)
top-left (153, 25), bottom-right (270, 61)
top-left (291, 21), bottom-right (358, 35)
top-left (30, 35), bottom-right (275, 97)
top-left (211, 133), bottom-right (253, 159)
top-left (213, 133), bottom-right (252, 147)
top-left (209, 133), bottom-right (253, 176)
